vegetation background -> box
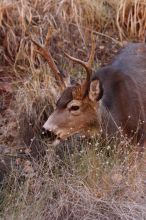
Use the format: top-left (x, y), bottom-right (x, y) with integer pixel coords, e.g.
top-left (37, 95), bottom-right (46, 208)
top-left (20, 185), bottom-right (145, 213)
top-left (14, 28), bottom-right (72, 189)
top-left (0, 0), bottom-right (146, 219)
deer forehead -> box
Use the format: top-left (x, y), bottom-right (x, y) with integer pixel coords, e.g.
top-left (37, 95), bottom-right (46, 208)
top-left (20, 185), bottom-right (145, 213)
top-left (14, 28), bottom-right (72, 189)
top-left (56, 85), bottom-right (85, 108)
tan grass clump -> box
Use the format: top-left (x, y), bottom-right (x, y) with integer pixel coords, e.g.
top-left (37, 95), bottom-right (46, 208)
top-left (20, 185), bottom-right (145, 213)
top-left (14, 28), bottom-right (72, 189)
top-left (0, 0), bottom-right (145, 74)
top-left (116, 0), bottom-right (146, 40)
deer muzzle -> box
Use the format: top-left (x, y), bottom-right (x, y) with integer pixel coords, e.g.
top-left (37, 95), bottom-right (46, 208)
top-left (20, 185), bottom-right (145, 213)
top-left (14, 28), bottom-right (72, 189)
top-left (43, 112), bottom-right (66, 142)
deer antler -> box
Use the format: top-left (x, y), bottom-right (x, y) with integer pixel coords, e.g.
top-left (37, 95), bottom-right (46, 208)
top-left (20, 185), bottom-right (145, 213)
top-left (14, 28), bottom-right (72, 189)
top-left (31, 37), bottom-right (66, 90)
top-left (63, 33), bottom-right (96, 85)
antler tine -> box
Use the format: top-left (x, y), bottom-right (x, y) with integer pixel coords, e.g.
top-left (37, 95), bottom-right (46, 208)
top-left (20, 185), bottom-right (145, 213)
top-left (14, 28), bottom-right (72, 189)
top-left (31, 38), bottom-right (66, 90)
top-left (64, 33), bottom-right (96, 83)
top-left (63, 51), bottom-right (89, 73)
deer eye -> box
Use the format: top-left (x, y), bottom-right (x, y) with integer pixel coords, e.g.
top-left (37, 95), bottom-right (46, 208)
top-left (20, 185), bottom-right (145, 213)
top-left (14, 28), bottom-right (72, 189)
top-left (67, 100), bottom-right (81, 113)
top-left (69, 105), bottom-right (80, 111)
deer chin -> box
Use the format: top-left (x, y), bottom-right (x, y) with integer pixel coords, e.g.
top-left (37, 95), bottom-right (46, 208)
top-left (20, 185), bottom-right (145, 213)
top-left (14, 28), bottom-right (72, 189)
top-left (49, 126), bottom-right (99, 146)
top-left (51, 127), bottom-right (85, 146)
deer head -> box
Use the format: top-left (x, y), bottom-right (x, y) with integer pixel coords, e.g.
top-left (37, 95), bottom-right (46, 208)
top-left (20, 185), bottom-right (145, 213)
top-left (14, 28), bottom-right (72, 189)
top-left (32, 34), bottom-right (103, 143)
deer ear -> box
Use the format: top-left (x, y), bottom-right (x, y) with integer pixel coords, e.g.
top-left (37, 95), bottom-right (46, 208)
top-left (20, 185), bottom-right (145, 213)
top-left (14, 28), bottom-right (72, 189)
top-left (89, 80), bottom-right (102, 102)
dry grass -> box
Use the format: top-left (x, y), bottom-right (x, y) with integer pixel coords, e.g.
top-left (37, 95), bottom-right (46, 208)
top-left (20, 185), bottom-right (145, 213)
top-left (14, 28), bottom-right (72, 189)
top-left (1, 139), bottom-right (146, 220)
top-left (0, 0), bottom-right (146, 71)
top-left (1, 0), bottom-right (146, 219)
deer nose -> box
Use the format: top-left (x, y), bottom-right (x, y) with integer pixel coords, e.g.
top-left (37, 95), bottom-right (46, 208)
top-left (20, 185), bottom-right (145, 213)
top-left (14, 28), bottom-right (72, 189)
top-left (43, 120), bottom-right (58, 133)
top-left (41, 127), bottom-right (51, 138)
top-left (43, 120), bottom-right (52, 131)
top-left (41, 127), bottom-right (58, 142)
top-left (43, 122), bottom-right (49, 131)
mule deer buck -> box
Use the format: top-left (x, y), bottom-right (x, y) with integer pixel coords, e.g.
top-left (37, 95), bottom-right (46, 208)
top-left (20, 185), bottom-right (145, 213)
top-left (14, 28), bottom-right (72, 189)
top-left (32, 36), bottom-right (146, 148)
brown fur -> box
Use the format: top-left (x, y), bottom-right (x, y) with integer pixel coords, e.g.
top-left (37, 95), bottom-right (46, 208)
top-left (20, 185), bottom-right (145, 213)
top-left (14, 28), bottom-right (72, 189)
top-left (43, 43), bottom-right (146, 146)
